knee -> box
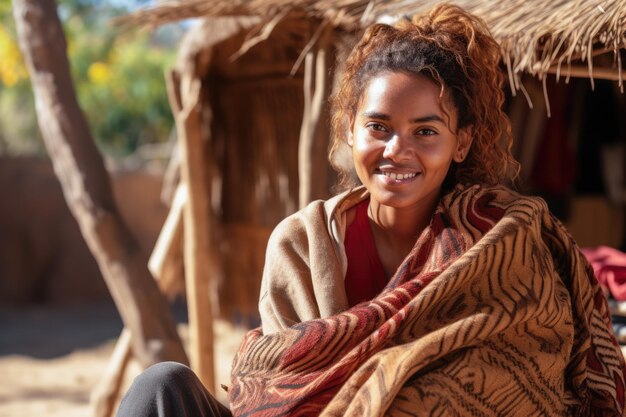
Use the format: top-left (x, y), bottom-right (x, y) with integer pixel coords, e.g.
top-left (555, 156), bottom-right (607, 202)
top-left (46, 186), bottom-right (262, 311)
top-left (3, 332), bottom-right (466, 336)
top-left (117, 362), bottom-right (199, 417)
top-left (134, 361), bottom-right (197, 390)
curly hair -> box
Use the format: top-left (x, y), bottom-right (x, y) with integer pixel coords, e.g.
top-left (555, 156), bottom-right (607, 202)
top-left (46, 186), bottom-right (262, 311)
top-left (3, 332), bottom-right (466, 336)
top-left (329, 4), bottom-right (519, 190)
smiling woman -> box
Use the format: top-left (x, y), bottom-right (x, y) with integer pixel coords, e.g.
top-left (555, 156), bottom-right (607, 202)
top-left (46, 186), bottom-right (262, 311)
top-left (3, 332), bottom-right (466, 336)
top-left (117, 4), bottom-right (626, 417)
top-left (346, 71), bottom-right (473, 279)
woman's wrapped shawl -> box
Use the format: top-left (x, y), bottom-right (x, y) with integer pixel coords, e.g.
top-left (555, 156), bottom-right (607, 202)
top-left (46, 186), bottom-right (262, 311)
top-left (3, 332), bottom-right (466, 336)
top-left (228, 185), bottom-right (626, 416)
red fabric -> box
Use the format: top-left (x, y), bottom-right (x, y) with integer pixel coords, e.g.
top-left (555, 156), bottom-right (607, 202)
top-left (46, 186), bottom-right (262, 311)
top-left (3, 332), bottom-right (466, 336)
top-left (530, 78), bottom-right (576, 196)
top-left (344, 199), bottom-right (388, 306)
top-left (582, 245), bottom-right (626, 301)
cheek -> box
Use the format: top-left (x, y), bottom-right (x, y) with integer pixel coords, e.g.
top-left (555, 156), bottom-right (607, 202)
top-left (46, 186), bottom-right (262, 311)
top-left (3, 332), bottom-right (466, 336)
top-left (420, 143), bottom-right (457, 165)
top-left (352, 133), bottom-right (381, 157)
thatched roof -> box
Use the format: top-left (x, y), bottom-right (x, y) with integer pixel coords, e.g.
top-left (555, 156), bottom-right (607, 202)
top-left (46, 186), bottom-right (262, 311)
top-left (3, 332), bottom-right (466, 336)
top-left (120, 0), bottom-right (626, 88)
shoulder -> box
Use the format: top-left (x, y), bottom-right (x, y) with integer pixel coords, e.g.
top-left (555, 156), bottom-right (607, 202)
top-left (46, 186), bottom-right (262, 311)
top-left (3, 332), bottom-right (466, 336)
top-left (436, 183), bottom-right (554, 235)
top-left (267, 186), bottom-right (368, 250)
top-left (260, 188), bottom-right (366, 333)
top-left (444, 183), bottom-right (550, 214)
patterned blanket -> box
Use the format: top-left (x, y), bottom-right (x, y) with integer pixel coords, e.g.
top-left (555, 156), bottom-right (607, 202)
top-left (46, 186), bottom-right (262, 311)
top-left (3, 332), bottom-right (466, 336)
top-left (228, 185), bottom-right (626, 416)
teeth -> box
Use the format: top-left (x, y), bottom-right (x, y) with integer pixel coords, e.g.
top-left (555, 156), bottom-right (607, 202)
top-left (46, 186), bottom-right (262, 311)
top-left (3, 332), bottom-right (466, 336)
top-left (382, 172), bottom-right (417, 180)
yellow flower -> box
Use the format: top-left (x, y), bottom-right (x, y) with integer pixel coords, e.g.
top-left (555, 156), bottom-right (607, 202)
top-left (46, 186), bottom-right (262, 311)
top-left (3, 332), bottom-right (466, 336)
top-left (88, 61), bottom-right (110, 85)
top-left (0, 26), bottom-right (28, 87)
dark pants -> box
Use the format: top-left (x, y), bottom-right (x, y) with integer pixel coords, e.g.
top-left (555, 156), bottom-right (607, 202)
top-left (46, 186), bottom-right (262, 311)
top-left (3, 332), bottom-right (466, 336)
top-left (116, 362), bottom-right (232, 417)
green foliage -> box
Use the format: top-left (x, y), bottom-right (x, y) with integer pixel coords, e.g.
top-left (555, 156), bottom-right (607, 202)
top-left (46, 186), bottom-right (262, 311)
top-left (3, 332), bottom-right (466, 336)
top-left (0, 0), bottom-right (178, 157)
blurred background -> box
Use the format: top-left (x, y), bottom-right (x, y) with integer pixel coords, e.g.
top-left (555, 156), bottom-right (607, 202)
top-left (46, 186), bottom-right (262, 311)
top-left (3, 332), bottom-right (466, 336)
top-left (0, 2), bottom-right (196, 416)
top-left (1, 0), bottom-right (183, 302)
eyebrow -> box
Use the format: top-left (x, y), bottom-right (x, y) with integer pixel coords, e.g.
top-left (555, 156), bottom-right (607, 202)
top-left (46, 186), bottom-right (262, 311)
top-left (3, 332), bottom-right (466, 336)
top-left (361, 111), bottom-right (445, 124)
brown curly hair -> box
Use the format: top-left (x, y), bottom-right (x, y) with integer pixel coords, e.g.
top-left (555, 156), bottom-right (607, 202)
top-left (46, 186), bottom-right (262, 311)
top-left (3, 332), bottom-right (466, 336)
top-left (329, 4), bottom-right (519, 190)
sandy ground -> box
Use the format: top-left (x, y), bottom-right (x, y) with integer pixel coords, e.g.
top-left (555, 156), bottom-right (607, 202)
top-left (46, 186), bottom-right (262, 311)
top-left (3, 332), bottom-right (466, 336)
top-left (0, 303), bottom-right (247, 417)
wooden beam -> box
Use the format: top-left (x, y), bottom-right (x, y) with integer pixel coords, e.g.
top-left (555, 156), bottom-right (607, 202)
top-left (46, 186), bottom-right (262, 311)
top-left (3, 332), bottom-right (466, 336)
top-left (298, 24), bottom-right (333, 208)
top-left (149, 184), bottom-right (186, 296)
top-left (91, 185), bottom-right (187, 417)
top-left (166, 70), bottom-right (216, 393)
top-left (90, 329), bottom-right (133, 417)
top-left (547, 64), bottom-right (624, 82)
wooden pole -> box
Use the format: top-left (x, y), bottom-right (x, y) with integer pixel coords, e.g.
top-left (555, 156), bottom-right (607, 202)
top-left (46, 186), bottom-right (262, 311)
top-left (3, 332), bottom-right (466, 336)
top-left (90, 329), bottom-right (133, 417)
top-left (92, 192), bottom-right (186, 417)
top-left (298, 24), bottom-right (333, 208)
top-left (12, 0), bottom-right (187, 367)
top-left (148, 184), bottom-right (186, 296)
top-left (166, 70), bottom-right (216, 393)
top-left (547, 64), bottom-right (624, 82)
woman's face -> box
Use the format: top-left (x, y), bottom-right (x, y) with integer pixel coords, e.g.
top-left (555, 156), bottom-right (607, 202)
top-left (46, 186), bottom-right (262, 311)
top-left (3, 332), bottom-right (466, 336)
top-left (348, 71), bottom-right (472, 211)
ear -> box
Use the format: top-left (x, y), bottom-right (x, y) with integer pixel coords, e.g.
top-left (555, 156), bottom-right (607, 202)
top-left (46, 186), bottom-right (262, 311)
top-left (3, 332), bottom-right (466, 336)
top-left (347, 116), bottom-right (355, 147)
top-left (453, 126), bottom-right (473, 163)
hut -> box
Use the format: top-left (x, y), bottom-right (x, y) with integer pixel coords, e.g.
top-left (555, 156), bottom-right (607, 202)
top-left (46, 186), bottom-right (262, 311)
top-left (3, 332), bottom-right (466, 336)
top-left (96, 1), bottom-right (626, 414)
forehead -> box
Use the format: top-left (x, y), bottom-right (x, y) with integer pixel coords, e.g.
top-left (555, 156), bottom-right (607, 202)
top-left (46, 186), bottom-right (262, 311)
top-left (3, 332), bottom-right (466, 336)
top-left (360, 71), bottom-right (441, 108)
top-left (356, 71), bottom-right (458, 127)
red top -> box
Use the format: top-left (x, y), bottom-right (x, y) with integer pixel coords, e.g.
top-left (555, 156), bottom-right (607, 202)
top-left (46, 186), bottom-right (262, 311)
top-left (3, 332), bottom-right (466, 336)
top-left (344, 199), bottom-right (388, 306)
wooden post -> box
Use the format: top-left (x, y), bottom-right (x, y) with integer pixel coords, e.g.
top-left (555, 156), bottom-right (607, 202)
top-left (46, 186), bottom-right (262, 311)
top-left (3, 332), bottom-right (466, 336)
top-left (92, 191), bottom-right (187, 417)
top-left (298, 24), bottom-right (333, 208)
top-left (547, 64), bottom-right (625, 82)
top-left (90, 329), bottom-right (133, 417)
top-left (148, 184), bottom-right (186, 296)
top-left (166, 70), bottom-right (216, 392)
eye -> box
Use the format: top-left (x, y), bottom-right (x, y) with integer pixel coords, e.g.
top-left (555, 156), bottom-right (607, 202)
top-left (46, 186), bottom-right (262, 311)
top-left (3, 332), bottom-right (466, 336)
top-left (366, 122), bottom-right (388, 132)
top-left (415, 128), bottom-right (437, 136)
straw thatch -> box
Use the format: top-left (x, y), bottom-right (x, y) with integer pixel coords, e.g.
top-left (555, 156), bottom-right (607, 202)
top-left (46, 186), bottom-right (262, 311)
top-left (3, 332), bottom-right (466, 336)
top-left (120, 0), bottom-right (626, 88)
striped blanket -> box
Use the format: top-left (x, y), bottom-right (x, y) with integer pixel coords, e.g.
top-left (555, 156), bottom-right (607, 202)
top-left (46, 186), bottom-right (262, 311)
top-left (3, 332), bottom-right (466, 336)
top-left (228, 185), bottom-right (626, 416)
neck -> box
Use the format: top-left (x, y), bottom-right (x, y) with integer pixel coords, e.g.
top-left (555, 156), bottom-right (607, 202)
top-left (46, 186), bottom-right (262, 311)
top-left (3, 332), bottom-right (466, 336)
top-left (367, 194), bottom-right (439, 250)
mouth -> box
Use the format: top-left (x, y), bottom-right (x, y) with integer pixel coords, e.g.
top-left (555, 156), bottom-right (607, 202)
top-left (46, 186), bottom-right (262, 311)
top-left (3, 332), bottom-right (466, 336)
top-left (381, 171), bottom-right (417, 180)
top-left (376, 168), bottom-right (420, 184)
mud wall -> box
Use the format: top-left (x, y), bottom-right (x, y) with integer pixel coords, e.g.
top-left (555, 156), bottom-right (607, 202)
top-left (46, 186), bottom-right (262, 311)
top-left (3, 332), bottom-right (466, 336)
top-left (0, 156), bottom-right (167, 306)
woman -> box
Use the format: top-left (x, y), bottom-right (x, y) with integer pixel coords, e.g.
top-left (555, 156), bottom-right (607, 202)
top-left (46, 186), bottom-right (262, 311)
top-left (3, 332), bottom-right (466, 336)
top-left (118, 4), bottom-right (626, 417)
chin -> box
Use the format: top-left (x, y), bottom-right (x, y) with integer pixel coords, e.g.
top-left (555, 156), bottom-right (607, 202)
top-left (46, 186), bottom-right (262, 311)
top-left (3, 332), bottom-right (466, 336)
top-left (370, 191), bottom-right (418, 209)
top-left (370, 184), bottom-right (442, 210)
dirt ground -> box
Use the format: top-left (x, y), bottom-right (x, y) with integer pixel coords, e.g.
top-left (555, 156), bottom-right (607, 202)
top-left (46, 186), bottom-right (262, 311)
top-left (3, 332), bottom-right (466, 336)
top-left (0, 303), bottom-right (247, 417)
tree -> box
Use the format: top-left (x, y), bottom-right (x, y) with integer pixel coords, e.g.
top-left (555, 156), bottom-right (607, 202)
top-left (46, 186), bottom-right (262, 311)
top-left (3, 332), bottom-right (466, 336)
top-left (12, 0), bottom-right (187, 369)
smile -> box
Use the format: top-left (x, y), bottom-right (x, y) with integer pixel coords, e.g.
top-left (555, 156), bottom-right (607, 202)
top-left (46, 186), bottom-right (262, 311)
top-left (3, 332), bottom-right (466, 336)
top-left (381, 172), bottom-right (417, 180)
top-left (382, 172), bottom-right (417, 180)
top-left (377, 170), bottom-right (420, 184)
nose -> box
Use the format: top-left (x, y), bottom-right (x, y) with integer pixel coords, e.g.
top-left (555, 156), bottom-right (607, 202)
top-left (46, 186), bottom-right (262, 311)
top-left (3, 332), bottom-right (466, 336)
top-left (383, 134), bottom-right (411, 161)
